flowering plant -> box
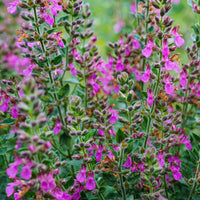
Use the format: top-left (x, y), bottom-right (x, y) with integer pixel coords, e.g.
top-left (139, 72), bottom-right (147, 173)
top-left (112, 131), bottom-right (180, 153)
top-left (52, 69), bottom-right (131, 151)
top-left (0, 0), bottom-right (200, 200)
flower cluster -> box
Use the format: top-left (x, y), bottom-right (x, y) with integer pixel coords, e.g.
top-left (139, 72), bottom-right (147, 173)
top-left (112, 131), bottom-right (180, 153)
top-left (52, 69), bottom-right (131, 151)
top-left (0, 0), bottom-right (200, 199)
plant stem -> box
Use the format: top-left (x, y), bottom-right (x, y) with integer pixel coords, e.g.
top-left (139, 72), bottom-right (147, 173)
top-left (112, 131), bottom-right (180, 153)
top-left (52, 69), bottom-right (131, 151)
top-left (188, 154), bottom-right (200, 200)
top-left (143, 38), bottom-right (162, 150)
top-left (118, 148), bottom-right (127, 200)
top-left (164, 174), bottom-right (169, 199)
top-left (33, 5), bottom-right (66, 127)
top-left (141, 0), bottom-right (149, 91)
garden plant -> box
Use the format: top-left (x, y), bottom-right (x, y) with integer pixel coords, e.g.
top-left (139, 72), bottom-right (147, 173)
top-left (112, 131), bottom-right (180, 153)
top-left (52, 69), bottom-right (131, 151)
top-left (0, 0), bottom-right (200, 199)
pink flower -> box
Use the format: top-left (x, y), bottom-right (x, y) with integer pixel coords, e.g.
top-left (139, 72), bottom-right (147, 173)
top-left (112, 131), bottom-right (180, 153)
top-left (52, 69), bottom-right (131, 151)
top-left (0, 100), bottom-right (9, 112)
top-left (46, 14), bottom-right (54, 25)
top-left (6, 183), bottom-right (15, 197)
top-left (157, 151), bottom-right (165, 168)
top-left (132, 37), bottom-right (141, 49)
top-left (178, 134), bottom-right (191, 150)
top-left (52, 32), bottom-right (64, 48)
top-left (123, 155), bottom-right (132, 168)
top-left (98, 129), bottom-right (105, 136)
top-left (6, 157), bottom-right (23, 178)
top-left (39, 172), bottom-right (56, 192)
top-left (179, 70), bottom-right (187, 87)
top-left (12, 105), bottom-right (18, 118)
top-left (147, 88), bottom-right (154, 107)
top-left (114, 20), bottom-right (125, 33)
top-left (20, 165), bottom-right (32, 180)
top-left (141, 64), bottom-right (151, 83)
top-left (7, 0), bottom-right (19, 14)
top-left (76, 166), bottom-right (87, 183)
top-left (53, 122), bottom-right (62, 135)
top-left (171, 26), bottom-right (184, 47)
top-left (164, 76), bottom-right (174, 95)
top-left (162, 39), bottom-right (169, 59)
top-left (142, 39), bottom-right (154, 58)
top-left (86, 173), bottom-right (96, 190)
top-left (130, 1), bottom-right (136, 14)
top-left (69, 63), bottom-right (77, 76)
top-left (108, 108), bottom-right (118, 124)
top-left (168, 157), bottom-right (182, 181)
top-left (18, 89), bottom-right (23, 98)
top-left (116, 57), bottom-right (124, 71)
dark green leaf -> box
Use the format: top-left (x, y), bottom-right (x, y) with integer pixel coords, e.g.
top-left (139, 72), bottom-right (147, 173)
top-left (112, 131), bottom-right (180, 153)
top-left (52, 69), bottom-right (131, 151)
top-left (52, 55), bottom-right (62, 65)
top-left (116, 128), bottom-right (126, 143)
top-left (47, 28), bottom-right (55, 34)
top-left (57, 83), bottom-right (70, 99)
top-left (0, 118), bottom-right (16, 125)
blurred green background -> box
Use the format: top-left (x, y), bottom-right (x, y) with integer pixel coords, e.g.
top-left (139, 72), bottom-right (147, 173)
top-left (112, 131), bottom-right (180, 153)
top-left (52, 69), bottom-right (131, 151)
top-left (85, 0), bottom-right (197, 63)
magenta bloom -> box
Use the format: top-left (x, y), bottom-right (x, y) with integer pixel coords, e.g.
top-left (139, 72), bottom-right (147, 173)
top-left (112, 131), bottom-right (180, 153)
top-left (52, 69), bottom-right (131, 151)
top-left (179, 70), bottom-right (187, 87)
top-left (171, 26), bottom-right (184, 47)
top-left (141, 64), bottom-right (151, 83)
top-left (12, 105), bottom-right (18, 118)
top-left (108, 108), bottom-right (119, 124)
top-left (69, 63), bottom-right (77, 76)
top-left (162, 39), bottom-right (169, 59)
top-left (116, 57), bottom-right (124, 71)
top-left (142, 39), bottom-right (154, 58)
top-left (114, 20), bottom-right (125, 33)
top-left (132, 37), bottom-right (141, 49)
top-left (147, 88), bottom-right (154, 107)
top-left (98, 129), bottom-right (105, 136)
top-left (76, 167), bottom-right (87, 183)
top-left (20, 166), bottom-right (32, 180)
top-left (0, 100), bottom-right (9, 112)
top-left (178, 134), bottom-right (191, 150)
top-left (168, 157), bottom-right (182, 181)
top-left (53, 122), bottom-right (62, 135)
top-left (164, 76), bottom-right (174, 95)
top-left (157, 151), bottom-right (165, 168)
top-left (123, 154), bottom-right (132, 168)
top-left (18, 89), bottom-right (24, 98)
top-left (86, 173), bottom-right (96, 190)
top-left (52, 32), bottom-right (64, 48)
top-left (7, 0), bottom-right (19, 14)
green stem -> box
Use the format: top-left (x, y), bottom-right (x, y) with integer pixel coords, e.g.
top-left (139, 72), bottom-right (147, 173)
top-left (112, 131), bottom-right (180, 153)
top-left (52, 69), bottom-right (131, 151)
top-left (118, 148), bottom-right (127, 200)
top-left (33, 5), bottom-right (66, 127)
top-left (188, 155), bottom-right (200, 200)
top-left (143, 39), bottom-right (163, 150)
top-left (181, 68), bottom-right (191, 128)
top-left (141, 0), bottom-right (149, 91)
top-left (164, 174), bottom-right (169, 199)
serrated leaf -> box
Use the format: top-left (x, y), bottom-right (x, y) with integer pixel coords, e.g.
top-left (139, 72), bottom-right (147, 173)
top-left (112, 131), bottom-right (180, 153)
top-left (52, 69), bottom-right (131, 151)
top-left (57, 83), bottom-right (70, 99)
top-left (52, 55), bottom-right (62, 65)
top-left (116, 128), bottom-right (126, 143)
top-left (65, 79), bottom-right (80, 84)
top-left (0, 118), bottom-right (16, 125)
top-left (47, 28), bottom-right (55, 34)
top-left (57, 15), bottom-right (69, 23)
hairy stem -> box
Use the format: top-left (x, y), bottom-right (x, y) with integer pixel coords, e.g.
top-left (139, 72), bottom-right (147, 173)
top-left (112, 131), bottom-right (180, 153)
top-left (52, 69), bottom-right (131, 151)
top-left (118, 148), bottom-right (127, 200)
top-left (188, 154), bottom-right (200, 200)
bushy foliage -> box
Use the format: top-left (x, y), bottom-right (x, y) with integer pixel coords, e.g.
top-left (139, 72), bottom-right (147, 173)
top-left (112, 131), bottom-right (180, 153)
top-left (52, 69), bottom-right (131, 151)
top-left (0, 0), bottom-right (200, 200)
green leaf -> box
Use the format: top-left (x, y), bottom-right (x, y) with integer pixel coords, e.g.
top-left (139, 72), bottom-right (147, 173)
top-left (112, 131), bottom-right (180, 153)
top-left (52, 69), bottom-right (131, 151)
top-left (192, 24), bottom-right (200, 35)
top-left (57, 15), bottom-right (69, 23)
top-left (59, 133), bottom-right (72, 150)
top-left (187, 0), bottom-right (193, 7)
top-left (148, 26), bottom-right (154, 32)
top-left (52, 55), bottom-right (62, 65)
top-left (116, 128), bottom-right (126, 143)
top-left (102, 172), bottom-right (117, 186)
top-left (65, 79), bottom-right (80, 84)
top-left (47, 28), bottom-right (55, 34)
top-left (0, 118), bottom-right (16, 125)
top-left (57, 83), bottom-right (70, 99)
